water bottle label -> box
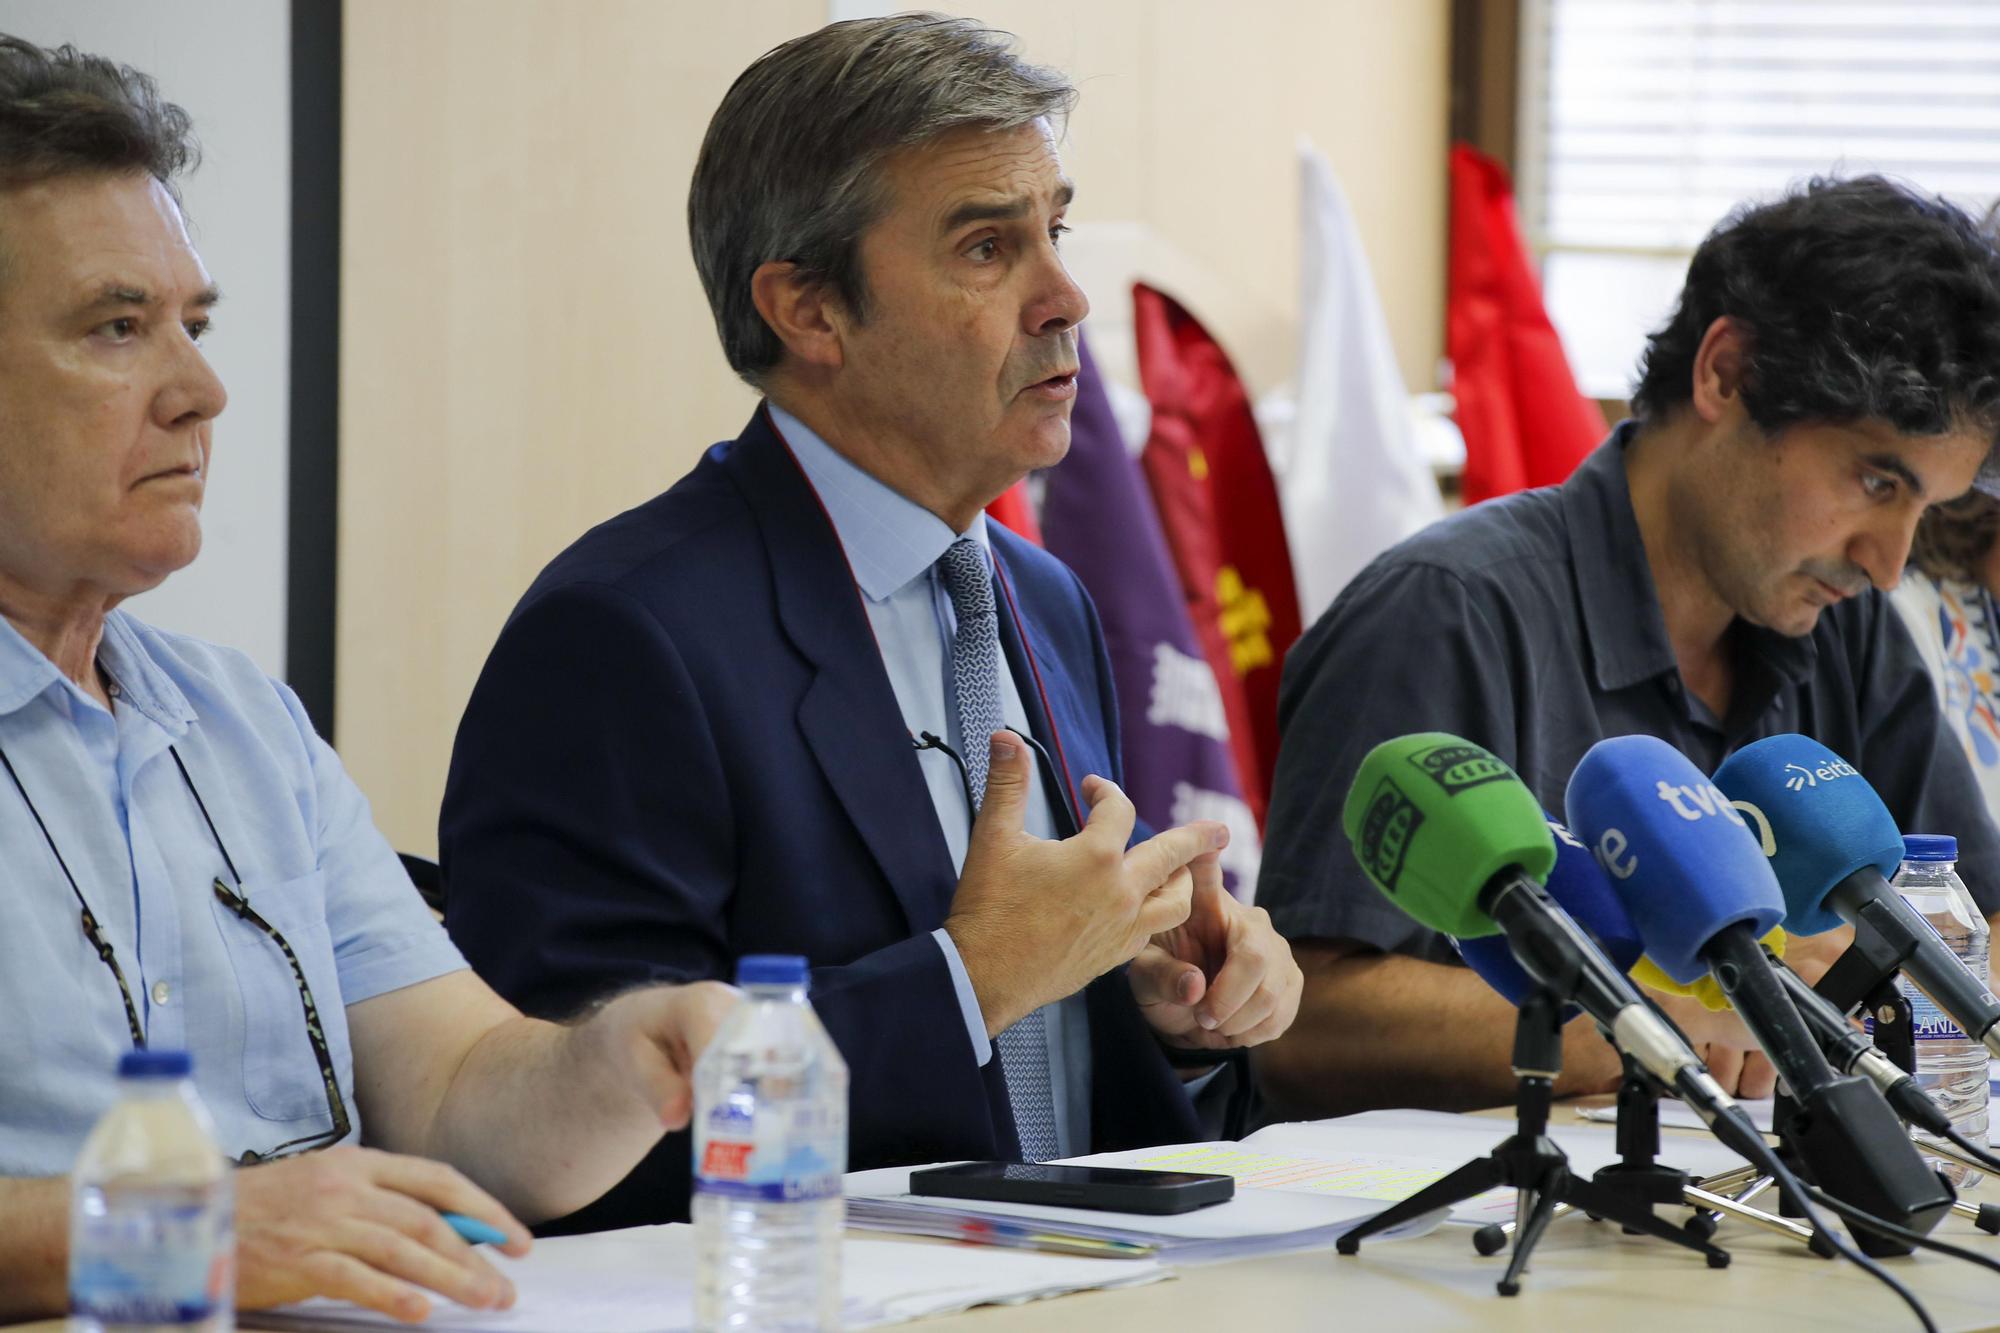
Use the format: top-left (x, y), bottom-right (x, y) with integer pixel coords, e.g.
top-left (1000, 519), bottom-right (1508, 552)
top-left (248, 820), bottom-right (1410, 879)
top-left (1903, 985), bottom-right (1972, 1042)
top-left (695, 1088), bottom-right (842, 1203)
top-left (71, 1200), bottom-right (232, 1324)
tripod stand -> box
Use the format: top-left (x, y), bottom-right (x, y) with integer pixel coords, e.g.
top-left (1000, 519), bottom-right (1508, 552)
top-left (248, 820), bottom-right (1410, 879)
top-left (1337, 991), bottom-right (1730, 1296)
top-left (1478, 1050), bottom-right (1813, 1252)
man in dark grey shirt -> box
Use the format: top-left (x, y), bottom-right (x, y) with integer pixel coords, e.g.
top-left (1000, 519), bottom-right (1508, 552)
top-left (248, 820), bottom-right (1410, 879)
top-left (1254, 176), bottom-right (2000, 1120)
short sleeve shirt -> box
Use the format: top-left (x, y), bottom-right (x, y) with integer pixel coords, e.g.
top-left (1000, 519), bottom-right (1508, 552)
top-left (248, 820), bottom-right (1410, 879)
top-left (1257, 424), bottom-right (2000, 961)
top-left (0, 611), bottom-right (465, 1173)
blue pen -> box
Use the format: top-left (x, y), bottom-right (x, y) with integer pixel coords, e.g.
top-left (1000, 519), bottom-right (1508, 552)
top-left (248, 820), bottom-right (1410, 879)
top-left (443, 1211), bottom-right (509, 1246)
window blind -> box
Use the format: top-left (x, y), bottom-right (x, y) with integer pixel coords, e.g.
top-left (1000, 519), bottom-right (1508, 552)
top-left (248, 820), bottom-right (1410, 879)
top-left (1516, 0), bottom-right (2000, 397)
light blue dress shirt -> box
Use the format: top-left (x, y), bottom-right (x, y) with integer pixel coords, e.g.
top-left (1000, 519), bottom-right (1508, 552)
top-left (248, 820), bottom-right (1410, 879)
top-left (0, 611), bottom-right (466, 1174)
top-left (771, 403), bottom-right (1095, 1157)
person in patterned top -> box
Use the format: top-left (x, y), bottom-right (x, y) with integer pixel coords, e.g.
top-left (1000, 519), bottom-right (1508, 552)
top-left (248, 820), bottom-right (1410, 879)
top-left (1892, 491), bottom-right (2000, 818)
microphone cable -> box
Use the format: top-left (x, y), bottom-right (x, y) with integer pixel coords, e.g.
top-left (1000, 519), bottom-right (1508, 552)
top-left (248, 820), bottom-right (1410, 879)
top-left (1929, 1128), bottom-right (2000, 1233)
top-left (1658, 1040), bottom-right (1937, 1327)
top-left (1801, 1181), bottom-right (2000, 1283)
top-left (1939, 1123), bottom-right (2000, 1176)
top-left (1743, 1141), bottom-right (1938, 1332)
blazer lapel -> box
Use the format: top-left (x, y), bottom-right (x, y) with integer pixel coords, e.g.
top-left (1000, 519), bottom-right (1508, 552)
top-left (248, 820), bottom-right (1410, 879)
top-left (990, 544), bottom-right (1096, 834)
top-left (724, 408), bottom-right (960, 932)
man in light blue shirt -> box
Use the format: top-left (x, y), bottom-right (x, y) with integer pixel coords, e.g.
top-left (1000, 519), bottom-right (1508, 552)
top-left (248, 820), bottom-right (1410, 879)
top-left (0, 37), bottom-right (735, 1325)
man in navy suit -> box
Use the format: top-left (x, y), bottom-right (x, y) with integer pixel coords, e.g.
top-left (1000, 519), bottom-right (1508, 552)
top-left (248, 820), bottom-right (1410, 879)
top-left (440, 13), bottom-right (1302, 1232)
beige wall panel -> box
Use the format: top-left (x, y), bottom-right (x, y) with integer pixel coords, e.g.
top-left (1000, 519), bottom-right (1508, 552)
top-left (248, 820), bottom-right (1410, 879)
top-left (339, 1), bottom-right (814, 853)
top-left (975, 0), bottom-right (1450, 395)
top-left (339, 0), bottom-right (1449, 853)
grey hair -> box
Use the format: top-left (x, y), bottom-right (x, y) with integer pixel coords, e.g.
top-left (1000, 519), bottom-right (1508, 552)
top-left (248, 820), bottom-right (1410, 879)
top-left (0, 36), bottom-right (196, 196)
top-left (688, 13), bottom-right (1076, 386)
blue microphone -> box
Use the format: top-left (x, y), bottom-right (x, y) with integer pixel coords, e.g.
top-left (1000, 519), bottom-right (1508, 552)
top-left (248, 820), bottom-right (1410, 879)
top-left (1456, 815), bottom-right (1645, 1006)
top-left (1715, 733), bottom-right (2000, 1058)
top-left (1564, 734), bottom-right (1831, 1094)
top-left (1568, 735), bottom-right (1953, 1244)
top-left (1560, 737), bottom-right (1780, 971)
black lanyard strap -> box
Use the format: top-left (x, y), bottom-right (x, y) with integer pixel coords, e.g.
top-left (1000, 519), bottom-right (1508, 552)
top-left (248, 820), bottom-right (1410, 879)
top-left (0, 744), bottom-right (147, 1048)
top-left (0, 731), bottom-right (351, 1160)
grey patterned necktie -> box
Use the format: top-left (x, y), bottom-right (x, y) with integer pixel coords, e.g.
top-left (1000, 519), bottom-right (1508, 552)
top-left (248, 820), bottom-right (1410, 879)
top-left (936, 536), bottom-right (1060, 1162)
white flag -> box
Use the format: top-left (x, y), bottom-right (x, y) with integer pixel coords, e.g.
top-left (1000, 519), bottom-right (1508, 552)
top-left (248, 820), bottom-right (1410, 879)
top-left (1273, 141), bottom-right (1446, 625)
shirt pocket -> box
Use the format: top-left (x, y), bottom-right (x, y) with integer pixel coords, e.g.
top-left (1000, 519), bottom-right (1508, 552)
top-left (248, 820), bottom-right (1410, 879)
top-left (208, 868), bottom-right (357, 1126)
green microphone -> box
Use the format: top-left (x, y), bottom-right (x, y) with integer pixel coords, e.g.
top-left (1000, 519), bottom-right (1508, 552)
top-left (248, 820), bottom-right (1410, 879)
top-left (1339, 732), bottom-right (1774, 1175)
top-left (1341, 732), bottom-right (1555, 939)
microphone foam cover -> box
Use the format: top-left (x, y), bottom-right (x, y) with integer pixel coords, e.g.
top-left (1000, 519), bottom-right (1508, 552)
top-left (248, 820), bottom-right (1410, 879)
top-left (1564, 734), bottom-right (1785, 984)
top-left (1458, 816), bottom-right (1645, 1004)
top-left (1711, 734), bottom-right (1905, 937)
top-left (1631, 925), bottom-right (1788, 1011)
top-left (1342, 733), bottom-right (1555, 939)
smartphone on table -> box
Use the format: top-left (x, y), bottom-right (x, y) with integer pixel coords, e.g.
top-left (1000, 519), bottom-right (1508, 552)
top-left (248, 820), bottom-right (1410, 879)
top-left (908, 1161), bottom-right (1234, 1215)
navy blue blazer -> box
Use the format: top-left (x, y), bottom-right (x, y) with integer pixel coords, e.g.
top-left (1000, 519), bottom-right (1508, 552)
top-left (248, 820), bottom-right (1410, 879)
top-left (440, 406), bottom-right (1202, 1232)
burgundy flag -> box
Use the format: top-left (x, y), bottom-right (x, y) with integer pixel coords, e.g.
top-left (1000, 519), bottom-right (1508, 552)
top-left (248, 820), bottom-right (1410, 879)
top-left (1041, 333), bottom-right (1261, 896)
top-left (1133, 283), bottom-right (1304, 832)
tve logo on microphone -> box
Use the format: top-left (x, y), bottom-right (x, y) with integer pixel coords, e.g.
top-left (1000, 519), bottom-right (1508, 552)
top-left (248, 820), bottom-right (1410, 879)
top-left (1586, 778), bottom-right (1745, 882)
top-left (1653, 779), bottom-right (1747, 826)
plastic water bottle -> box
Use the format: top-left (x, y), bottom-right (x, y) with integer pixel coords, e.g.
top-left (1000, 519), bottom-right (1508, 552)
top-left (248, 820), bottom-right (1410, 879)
top-left (70, 1050), bottom-right (233, 1332)
top-left (1892, 834), bottom-right (1990, 1188)
top-left (693, 955), bottom-right (848, 1332)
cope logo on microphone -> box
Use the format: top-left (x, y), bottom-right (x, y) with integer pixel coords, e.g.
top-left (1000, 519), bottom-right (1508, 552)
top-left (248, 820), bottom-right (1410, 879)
top-left (1357, 776), bottom-right (1424, 893)
top-left (1405, 742), bottom-right (1510, 796)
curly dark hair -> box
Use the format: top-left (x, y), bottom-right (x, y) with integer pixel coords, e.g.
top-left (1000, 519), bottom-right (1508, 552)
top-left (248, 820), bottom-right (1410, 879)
top-left (0, 35), bottom-right (196, 198)
top-left (1631, 176), bottom-right (2000, 447)
top-left (1911, 490), bottom-right (2000, 582)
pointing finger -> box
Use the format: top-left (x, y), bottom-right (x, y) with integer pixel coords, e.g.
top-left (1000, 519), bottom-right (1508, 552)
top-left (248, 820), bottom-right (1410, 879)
top-left (1080, 774), bottom-right (1138, 847)
top-left (1125, 821), bottom-right (1225, 890)
top-left (1136, 866), bottom-right (1195, 937)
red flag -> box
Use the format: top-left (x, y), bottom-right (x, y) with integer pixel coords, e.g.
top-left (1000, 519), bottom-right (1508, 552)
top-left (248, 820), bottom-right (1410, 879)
top-left (1448, 143), bottom-right (1606, 505)
top-left (985, 480), bottom-right (1042, 545)
top-left (1133, 282), bottom-right (1303, 830)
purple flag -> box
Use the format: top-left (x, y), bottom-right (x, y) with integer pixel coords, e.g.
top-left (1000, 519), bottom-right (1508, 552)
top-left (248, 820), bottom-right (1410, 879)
top-left (1042, 333), bottom-right (1261, 898)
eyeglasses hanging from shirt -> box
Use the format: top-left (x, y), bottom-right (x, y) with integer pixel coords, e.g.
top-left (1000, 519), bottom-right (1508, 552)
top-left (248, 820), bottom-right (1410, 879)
top-left (911, 725), bottom-right (1082, 839)
top-left (0, 741), bottom-right (352, 1164)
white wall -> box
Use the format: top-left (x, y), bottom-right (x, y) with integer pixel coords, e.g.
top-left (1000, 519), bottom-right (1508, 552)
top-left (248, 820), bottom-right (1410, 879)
top-left (1, 1), bottom-right (292, 677)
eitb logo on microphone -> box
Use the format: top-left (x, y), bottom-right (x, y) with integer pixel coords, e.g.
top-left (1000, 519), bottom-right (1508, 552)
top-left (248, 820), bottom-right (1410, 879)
top-left (1358, 776), bottom-right (1424, 893)
top-left (1406, 742), bottom-right (1510, 796)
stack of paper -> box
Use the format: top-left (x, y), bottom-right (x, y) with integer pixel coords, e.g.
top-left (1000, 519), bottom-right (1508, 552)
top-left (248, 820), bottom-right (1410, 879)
top-left (848, 1108), bottom-right (1753, 1253)
top-left (845, 1156), bottom-right (1440, 1264)
top-left (247, 1227), bottom-right (1165, 1332)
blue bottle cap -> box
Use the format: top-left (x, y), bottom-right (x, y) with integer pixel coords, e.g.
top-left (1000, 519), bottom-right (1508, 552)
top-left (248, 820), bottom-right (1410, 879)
top-left (118, 1049), bottom-right (192, 1079)
top-left (1902, 834), bottom-right (1959, 862)
top-left (735, 954), bottom-right (809, 987)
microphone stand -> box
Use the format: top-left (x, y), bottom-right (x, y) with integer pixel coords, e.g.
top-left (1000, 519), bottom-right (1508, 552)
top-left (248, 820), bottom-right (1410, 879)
top-left (1338, 990), bottom-right (1730, 1296)
top-left (1767, 927), bottom-right (1922, 1247)
top-left (1692, 924), bottom-right (2000, 1247)
top-left (1814, 921), bottom-right (1920, 1079)
top-left (1477, 1050), bottom-right (1812, 1252)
